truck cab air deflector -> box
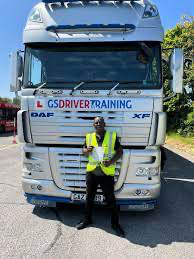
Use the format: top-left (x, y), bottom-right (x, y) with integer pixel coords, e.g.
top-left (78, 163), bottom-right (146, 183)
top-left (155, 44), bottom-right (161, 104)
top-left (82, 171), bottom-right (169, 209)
top-left (46, 24), bottom-right (136, 32)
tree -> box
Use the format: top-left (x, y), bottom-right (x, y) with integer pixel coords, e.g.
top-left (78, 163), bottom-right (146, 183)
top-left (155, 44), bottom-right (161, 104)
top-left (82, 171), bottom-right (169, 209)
top-left (0, 97), bottom-right (12, 103)
top-left (0, 97), bottom-right (21, 106)
top-left (13, 97), bottom-right (21, 106)
top-left (162, 16), bottom-right (194, 136)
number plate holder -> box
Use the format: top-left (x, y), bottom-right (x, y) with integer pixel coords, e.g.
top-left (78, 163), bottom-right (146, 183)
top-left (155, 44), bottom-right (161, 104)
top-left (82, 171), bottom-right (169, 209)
top-left (71, 193), bottom-right (104, 203)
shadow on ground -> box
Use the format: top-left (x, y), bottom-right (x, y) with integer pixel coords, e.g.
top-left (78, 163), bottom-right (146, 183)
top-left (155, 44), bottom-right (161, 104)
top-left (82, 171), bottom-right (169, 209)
top-left (33, 148), bottom-right (194, 248)
top-left (0, 132), bottom-right (13, 137)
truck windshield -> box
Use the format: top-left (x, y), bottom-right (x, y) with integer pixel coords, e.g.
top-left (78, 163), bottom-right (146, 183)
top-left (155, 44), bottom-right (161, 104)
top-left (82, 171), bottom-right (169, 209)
top-left (23, 42), bottom-right (162, 90)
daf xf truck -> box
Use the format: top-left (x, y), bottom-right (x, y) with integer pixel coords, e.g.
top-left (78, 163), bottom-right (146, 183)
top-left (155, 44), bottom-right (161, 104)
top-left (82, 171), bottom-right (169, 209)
top-left (10, 0), bottom-right (184, 210)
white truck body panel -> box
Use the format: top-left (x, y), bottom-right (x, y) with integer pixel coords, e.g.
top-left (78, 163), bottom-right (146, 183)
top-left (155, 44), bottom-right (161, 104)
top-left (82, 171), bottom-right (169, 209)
top-left (19, 0), bottom-right (166, 210)
top-left (24, 1), bottom-right (164, 43)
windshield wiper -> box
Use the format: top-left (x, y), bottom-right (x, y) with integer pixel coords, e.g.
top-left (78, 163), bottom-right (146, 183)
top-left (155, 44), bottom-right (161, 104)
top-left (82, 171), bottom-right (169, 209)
top-left (33, 81), bottom-right (78, 95)
top-left (69, 80), bottom-right (113, 95)
top-left (107, 81), bottom-right (145, 95)
top-left (69, 81), bottom-right (85, 96)
top-left (107, 82), bottom-right (120, 96)
top-left (33, 82), bottom-right (47, 95)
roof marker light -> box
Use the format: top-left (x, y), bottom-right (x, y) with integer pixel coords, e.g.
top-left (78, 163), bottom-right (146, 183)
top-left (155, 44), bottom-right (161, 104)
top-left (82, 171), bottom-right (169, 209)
top-left (28, 8), bottom-right (43, 23)
top-left (143, 4), bottom-right (158, 19)
top-left (42, 0), bottom-right (136, 3)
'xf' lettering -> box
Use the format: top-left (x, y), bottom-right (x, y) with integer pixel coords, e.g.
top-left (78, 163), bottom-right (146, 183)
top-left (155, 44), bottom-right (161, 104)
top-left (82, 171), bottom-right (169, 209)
top-left (133, 114), bottom-right (151, 119)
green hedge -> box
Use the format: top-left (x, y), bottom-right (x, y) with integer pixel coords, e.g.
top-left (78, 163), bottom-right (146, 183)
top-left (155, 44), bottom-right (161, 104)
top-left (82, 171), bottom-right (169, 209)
top-left (162, 16), bottom-right (194, 137)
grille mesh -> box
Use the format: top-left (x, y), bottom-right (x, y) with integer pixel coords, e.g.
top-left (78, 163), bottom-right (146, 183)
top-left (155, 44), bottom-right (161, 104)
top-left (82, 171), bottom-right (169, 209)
top-left (55, 149), bottom-right (120, 191)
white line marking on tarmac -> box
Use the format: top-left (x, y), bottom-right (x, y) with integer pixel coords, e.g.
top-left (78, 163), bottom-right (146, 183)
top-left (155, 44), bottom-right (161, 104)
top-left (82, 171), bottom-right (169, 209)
top-left (164, 177), bottom-right (194, 183)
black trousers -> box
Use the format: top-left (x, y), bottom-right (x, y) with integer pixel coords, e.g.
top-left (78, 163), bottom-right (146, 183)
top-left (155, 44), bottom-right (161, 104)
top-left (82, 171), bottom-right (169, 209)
top-left (85, 173), bottom-right (119, 225)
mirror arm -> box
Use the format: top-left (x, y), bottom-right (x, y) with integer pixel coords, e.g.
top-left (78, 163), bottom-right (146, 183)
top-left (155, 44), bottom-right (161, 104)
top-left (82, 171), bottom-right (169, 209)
top-left (163, 93), bottom-right (176, 102)
top-left (15, 92), bottom-right (20, 99)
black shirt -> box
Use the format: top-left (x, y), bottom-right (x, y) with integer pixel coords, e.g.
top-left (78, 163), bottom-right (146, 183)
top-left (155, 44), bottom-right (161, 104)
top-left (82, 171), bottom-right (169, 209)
top-left (83, 132), bottom-right (121, 176)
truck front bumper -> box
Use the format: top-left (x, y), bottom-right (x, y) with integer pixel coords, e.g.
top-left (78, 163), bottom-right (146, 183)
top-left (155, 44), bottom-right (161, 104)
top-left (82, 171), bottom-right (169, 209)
top-left (23, 178), bottom-right (160, 211)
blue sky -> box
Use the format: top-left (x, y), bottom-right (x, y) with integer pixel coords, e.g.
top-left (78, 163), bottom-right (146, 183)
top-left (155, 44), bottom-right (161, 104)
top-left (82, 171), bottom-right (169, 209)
top-left (0, 0), bottom-right (193, 98)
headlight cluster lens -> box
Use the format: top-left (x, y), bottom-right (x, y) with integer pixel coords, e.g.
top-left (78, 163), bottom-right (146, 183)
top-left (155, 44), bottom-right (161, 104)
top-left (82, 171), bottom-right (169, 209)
top-left (136, 167), bottom-right (159, 177)
top-left (24, 163), bottom-right (43, 172)
top-left (24, 163), bottom-right (33, 172)
top-left (28, 8), bottom-right (42, 23)
top-left (143, 5), bottom-right (158, 18)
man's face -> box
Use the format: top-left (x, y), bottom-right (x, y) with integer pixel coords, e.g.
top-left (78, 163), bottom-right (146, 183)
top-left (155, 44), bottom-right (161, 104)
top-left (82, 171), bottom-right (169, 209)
top-left (93, 117), bottom-right (105, 133)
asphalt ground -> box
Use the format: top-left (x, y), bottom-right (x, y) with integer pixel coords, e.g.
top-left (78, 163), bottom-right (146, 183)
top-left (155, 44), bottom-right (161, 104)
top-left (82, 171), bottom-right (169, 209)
top-left (0, 134), bottom-right (194, 258)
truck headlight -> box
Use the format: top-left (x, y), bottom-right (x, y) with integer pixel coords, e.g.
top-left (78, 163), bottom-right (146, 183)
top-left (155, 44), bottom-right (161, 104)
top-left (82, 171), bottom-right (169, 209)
top-left (143, 5), bottom-right (158, 18)
top-left (24, 163), bottom-right (43, 172)
top-left (136, 167), bottom-right (159, 177)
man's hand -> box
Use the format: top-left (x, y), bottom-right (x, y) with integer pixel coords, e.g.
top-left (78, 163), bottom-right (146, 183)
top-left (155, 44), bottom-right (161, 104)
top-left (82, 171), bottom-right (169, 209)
top-left (102, 160), bottom-right (112, 167)
top-left (102, 147), bottom-right (123, 167)
top-left (83, 146), bottom-right (94, 156)
top-left (87, 146), bottom-right (94, 153)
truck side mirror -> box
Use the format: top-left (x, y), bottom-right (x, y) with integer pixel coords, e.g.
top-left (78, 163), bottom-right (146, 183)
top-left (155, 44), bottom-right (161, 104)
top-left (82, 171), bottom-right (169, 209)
top-left (170, 48), bottom-right (184, 94)
top-left (10, 51), bottom-right (23, 93)
top-left (162, 58), bottom-right (172, 81)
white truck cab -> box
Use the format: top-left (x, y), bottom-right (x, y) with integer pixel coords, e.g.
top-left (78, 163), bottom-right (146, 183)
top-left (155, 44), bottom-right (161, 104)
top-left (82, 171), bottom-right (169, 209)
top-left (10, 0), bottom-right (183, 210)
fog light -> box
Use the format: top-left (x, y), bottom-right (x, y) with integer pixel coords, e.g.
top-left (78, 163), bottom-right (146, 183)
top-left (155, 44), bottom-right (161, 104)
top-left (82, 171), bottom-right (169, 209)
top-left (134, 189), bottom-right (150, 196)
top-left (37, 185), bottom-right (42, 191)
top-left (141, 190), bottom-right (150, 196)
top-left (31, 184), bottom-right (36, 190)
top-left (135, 190), bottom-right (142, 196)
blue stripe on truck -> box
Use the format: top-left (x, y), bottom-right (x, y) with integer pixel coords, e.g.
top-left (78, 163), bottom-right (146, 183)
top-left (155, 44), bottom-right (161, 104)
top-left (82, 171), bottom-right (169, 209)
top-left (25, 193), bottom-right (157, 206)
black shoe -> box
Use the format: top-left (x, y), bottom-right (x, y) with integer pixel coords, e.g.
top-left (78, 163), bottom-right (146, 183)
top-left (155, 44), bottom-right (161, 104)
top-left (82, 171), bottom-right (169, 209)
top-left (77, 219), bottom-right (92, 230)
top-left (112, 223), bottom-right (125, 238)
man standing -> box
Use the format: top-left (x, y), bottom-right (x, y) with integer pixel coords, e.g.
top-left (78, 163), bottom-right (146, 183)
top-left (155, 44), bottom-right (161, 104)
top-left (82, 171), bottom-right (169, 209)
top-left (77, 116), bottom-right (125, 237)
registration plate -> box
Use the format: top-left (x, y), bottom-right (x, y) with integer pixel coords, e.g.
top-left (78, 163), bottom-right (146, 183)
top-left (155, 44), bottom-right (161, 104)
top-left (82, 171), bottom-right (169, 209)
top-left (127, 204), bottom-right (154, 210)
top-left (71, 193), bottom-right (104, 203)
top-left (30, 199), bottom-right (49, 206)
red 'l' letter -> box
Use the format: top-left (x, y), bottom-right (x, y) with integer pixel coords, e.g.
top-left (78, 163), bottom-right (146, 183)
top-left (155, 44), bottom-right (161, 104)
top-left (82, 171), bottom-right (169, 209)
top-left (37, 101), bottom-right (43, 108)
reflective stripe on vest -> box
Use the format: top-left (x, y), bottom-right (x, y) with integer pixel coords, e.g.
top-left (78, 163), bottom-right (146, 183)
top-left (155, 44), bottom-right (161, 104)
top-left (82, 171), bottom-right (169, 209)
top-left (86, 131), bottom-right (117, 176)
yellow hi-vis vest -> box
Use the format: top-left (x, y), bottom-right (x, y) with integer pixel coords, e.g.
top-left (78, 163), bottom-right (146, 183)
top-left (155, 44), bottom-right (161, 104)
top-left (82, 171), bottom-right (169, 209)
top-left (86, 131), bottom-right (117, 176)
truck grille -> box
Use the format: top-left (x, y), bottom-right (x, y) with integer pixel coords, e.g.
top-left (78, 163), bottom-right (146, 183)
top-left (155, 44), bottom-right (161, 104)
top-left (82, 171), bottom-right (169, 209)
top-left (49, 148), bottom-right (121, 192)
top-left (31, 110), bottom-right (151, 146)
